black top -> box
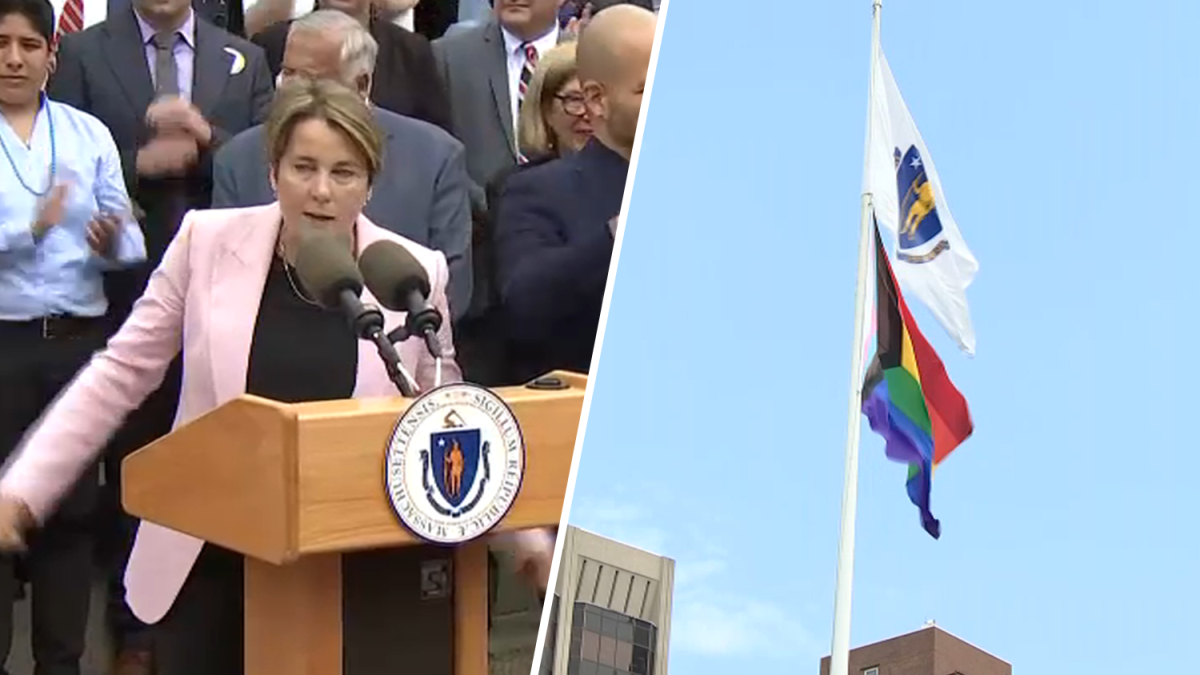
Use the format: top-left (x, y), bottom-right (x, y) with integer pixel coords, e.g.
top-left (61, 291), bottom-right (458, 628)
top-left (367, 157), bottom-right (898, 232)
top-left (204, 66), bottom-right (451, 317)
top-left (246, 255), bottom-right (358, 403)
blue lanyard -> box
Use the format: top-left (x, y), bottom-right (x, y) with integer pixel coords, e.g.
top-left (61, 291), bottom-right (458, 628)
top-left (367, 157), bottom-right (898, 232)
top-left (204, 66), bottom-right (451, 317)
top-left (0, 94), bottom-right (57, 198)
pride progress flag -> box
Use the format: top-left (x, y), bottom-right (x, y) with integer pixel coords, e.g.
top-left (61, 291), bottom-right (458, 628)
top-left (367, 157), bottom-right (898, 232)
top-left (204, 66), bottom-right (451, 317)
top-left (861, 222), bottom-right (973, 539)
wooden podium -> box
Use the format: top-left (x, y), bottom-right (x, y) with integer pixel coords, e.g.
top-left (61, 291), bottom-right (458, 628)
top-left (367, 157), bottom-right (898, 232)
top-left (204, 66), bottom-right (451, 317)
top-left (121, 372), bottom-right (586, 675)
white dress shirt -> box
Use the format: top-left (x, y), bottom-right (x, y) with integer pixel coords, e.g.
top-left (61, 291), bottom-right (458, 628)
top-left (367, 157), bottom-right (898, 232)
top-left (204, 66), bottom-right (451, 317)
top-left (500, 24), bottom-right (559, 135)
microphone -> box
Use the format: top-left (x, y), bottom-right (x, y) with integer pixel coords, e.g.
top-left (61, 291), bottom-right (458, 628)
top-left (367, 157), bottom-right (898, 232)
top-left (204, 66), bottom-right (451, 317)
top-left (292, 232), bottom-right (380, 338)
top-left (292, 232), bottom-right (417, 396)
top-left (358, 240), bottom-right (444, 359)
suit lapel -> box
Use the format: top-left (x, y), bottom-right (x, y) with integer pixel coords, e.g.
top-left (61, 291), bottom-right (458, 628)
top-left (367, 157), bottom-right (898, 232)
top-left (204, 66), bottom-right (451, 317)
top-left (103, 8), bottom-right (155, 122)
top-left (207, 205), bottom-right (277, 404)
top-left (483, 23), bottom-right (516, 157)
top-left (192, 20), bottom-right (232, 121)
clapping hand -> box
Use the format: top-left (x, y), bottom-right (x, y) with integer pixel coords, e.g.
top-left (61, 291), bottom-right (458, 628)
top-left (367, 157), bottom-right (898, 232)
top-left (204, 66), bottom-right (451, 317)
top-left (33, 183), bottom-right (70, 240)
top-left (135, 135), bottom-right (199, 178)
top-left (0, 496), bottom-right (33, 553)
top-left (87, 212), bottom-right (121, 259)
top-left (146, 96), bottom-right (213, 146)
top-left (562, 3), bottom-right (594, 41)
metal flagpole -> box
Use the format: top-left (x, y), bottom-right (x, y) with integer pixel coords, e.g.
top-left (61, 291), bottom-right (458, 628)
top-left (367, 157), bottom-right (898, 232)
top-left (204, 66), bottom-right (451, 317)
top-left (829, 2), bottom-right (881, 675)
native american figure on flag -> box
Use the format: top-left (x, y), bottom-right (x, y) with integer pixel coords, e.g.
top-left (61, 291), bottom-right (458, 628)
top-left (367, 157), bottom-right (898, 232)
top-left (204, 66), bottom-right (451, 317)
top-left (901, 175), bottom-right (936, 238)
top-left (443, 439), bottom-right (465, 499)
top-left (867, 46), bottom-right (979, 355)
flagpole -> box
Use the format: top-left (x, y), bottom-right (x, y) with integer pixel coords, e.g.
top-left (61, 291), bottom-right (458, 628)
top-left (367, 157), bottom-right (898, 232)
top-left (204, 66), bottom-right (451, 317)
top-left (830, 2), bottom-right (881, 675)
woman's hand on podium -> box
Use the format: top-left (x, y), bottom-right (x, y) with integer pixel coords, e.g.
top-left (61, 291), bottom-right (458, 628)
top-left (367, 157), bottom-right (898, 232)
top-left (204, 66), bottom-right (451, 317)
top-left (0, 496), bottom-right (33, 552)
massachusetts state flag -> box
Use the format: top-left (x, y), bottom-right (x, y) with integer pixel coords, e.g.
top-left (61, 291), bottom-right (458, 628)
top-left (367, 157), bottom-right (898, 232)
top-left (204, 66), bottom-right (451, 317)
top-left (864, 42), bottom-right (979, 356)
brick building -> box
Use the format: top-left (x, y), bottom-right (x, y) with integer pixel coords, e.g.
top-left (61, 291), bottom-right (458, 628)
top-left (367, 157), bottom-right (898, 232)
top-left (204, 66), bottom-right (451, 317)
top-left (819, 624), bottom-right (1010, 675)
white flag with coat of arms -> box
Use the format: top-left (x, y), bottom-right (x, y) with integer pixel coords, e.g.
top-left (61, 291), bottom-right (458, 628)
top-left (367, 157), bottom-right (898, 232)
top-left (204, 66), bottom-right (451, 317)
top-left (863, 42), bottom-right (979, 356)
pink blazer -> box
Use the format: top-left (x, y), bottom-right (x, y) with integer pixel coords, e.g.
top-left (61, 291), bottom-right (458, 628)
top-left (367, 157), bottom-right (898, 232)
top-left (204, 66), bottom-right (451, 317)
top-left (0, 203), bottom-right (462, 623)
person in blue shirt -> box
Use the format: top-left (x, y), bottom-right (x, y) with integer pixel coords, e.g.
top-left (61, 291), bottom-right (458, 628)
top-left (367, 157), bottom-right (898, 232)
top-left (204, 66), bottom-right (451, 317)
top-left (0, 0), bottom-right (146, 671)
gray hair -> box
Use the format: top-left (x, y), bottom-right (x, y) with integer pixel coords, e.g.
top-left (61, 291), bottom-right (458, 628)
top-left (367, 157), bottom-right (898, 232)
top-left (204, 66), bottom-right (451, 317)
top-left (289, 10), bottom-right (379, 84)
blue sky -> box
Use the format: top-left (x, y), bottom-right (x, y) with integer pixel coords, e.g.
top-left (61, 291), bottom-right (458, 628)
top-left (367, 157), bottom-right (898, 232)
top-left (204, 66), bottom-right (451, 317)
top-left (565, 0), bottom-right (1200, 673)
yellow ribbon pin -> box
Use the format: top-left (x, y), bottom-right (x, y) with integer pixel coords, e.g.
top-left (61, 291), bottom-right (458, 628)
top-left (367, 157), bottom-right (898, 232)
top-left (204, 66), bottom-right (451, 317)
top-left (224, 47), bottom-right (245, 76)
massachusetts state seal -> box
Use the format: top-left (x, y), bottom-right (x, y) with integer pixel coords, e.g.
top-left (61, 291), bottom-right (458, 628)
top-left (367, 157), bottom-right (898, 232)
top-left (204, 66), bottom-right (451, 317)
top-left (385, 383), bottom-right (525, 545)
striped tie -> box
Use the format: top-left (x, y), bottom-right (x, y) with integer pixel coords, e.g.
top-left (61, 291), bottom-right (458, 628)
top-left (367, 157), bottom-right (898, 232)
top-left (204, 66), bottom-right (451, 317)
top-left (516, 43), bottom-right (538, 163)
top-left (55, 0), bottom-right (83, 40)
top-left (518, 43), bottom-right (538, 103)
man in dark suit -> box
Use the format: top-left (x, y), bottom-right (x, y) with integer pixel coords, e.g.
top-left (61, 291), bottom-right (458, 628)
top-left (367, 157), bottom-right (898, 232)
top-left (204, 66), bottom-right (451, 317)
top-left (432, 0), bottom-right (562, 386)
top-left (492, 4), bottom-right (654, 382)
top-left (109, 0), bottom-right (246, 36)
top-left (432, 0), bottom-right (564, 214)
top-left (48, 2), bottom-right (272, 671)
top-left (53, 0), bottom-right (273, 267)
top-left (213, 9), bottom-right (473, 320)
top-left (251, 0), bottom-right (453, 132)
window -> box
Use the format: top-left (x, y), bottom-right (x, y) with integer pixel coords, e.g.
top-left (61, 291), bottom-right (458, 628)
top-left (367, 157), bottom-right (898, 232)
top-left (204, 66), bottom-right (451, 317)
top-left (630, 646), bottom-right (650, 675)
top-left (581, 632), bottom-right (600, 661)
top-left (598, 635), bottom-right (617, 666)
top-left (633, 624), bottom-right (651, 647)
top-left (863, 668), bottom-right (879, 675)
top-left (569, 602), bottom-right (659, 675)
top-left (614, 640), bottom-right (633, 670)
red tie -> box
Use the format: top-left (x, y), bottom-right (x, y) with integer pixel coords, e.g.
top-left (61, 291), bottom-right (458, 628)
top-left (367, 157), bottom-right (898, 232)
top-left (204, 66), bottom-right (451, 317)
top-left (56, 0), bottom-right (83, 40)
top-left (516, 43), bottom-right (538, 164)
top-left (518, 43), bottom-right (538, 103)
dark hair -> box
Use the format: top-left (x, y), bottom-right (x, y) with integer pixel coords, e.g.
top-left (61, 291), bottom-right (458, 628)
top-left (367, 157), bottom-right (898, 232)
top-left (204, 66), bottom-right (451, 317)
top-left (0, 0), bottom-right (55, 44)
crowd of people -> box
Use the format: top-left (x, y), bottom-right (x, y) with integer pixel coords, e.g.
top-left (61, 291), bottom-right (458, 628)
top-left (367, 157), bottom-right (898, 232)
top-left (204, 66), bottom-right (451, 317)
top-left (0, 0), bottom-right (658, 673)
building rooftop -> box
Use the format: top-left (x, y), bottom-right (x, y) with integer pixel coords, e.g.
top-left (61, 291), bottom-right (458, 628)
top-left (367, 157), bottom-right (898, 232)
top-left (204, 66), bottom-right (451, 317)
top-left (819, 623), bottom-right (1011, 668)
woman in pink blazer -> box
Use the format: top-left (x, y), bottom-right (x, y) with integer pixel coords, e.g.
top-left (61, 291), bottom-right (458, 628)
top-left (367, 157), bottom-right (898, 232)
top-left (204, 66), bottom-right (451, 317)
top-left (0, 79), bottom-right (551, 674)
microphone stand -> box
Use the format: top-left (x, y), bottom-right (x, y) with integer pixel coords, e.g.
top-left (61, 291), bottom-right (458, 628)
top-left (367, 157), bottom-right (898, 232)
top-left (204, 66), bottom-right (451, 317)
top-left (338, 289), bottom-right (419, 397)
top-left (367, 327), bottom-right (418, 397)
top-left (340, 289), bottom-right (446, 396)
top-left (384, 324), bottom-right (444, 390)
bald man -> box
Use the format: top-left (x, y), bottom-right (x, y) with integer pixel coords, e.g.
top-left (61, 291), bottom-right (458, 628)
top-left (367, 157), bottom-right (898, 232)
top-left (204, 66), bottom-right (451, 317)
top-left (491, 4), bottom-right (655, 382)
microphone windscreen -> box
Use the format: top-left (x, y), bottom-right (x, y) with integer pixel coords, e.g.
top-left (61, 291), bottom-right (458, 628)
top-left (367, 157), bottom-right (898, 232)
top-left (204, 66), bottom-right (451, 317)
top-left (358, 240), bottom-right (431, 312)
top-left (293, 231), bottom-right (364, 309)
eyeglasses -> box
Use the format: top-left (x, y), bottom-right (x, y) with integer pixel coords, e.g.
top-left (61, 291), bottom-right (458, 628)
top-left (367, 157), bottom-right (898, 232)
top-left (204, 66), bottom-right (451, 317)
top-left (554, 94), bottom-right (587, 116)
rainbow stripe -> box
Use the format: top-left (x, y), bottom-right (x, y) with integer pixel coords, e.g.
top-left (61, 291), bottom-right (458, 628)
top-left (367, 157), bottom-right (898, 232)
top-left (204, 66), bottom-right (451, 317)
top-left (861, 224), bottom-right (973, 539)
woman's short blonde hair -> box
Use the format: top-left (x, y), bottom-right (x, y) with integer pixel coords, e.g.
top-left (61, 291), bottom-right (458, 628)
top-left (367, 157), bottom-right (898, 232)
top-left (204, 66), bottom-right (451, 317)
top-left (265, 78), bottom-right (384, 184)
top-left (517, 42), bottom-right (580, 158)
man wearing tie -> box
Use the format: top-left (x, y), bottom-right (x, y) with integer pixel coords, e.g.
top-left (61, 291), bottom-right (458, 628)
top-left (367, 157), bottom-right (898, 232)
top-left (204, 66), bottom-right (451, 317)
top-left (433, 0), bottom-right (563, 214)
top-left (48, 2), bottom-right (272, 672)
top-left (492, 4), bottom-right (654, 382)
top-left (432, 0), bottom-right (561, 392)
top-left (109, 0), bottom-right (247, 36)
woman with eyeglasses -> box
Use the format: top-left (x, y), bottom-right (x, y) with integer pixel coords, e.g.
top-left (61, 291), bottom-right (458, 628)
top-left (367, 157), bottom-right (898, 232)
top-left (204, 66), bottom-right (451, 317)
top-left (514, 41), bottom-right (593, 165)
top-left (462, 42), bottom-right (591, 387)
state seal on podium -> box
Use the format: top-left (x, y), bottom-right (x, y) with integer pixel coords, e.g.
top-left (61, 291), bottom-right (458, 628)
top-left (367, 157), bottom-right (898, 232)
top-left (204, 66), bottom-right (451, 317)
top-left (384, 382), bottom-right (526, 545)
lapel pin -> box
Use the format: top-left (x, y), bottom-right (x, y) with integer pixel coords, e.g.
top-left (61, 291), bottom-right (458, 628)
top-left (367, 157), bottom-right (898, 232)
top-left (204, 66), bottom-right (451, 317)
top-left (224, 47), bottom-right (246, 75)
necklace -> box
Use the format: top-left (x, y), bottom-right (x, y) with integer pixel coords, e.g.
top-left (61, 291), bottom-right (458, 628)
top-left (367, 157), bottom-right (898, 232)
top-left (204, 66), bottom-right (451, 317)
top-left (0, 94), bottom-right (57, 197)
top-left (277, 241), bottom-right (321, 307)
